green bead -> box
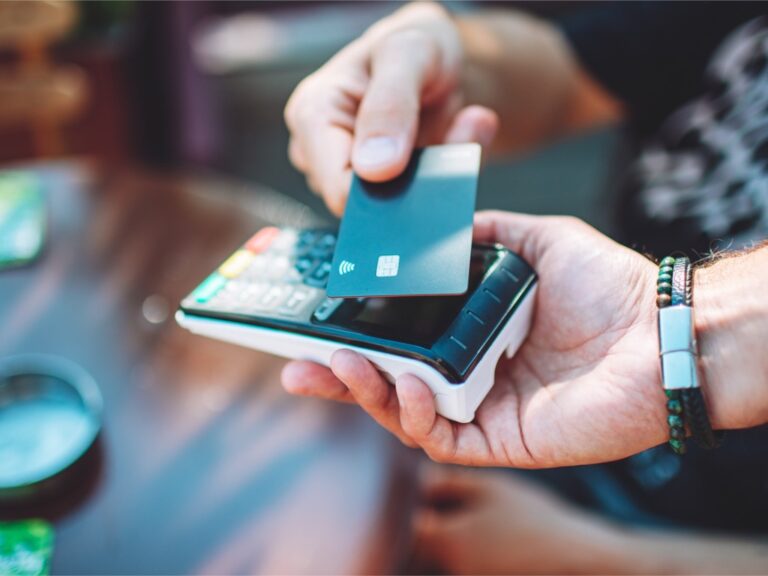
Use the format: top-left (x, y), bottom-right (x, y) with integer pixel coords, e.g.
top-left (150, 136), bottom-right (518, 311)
top-left (665, 389), bottom-right (679, 399)
top-left (659, 266), bottom-right (674, 276)
top-left (668, 414), bottom-right (684, 428)
top-left (657, 282), bottom-right (672, 294)
top-left (669, 438), bottom-right (686, 454)
top-left (670, 426), bottom-right (685, 440)
top-left (660, 256), bottom-right (676, 267)
top-left (657, 272), bottom-right (672, 283)
top-left (667, 399), bottom-right (683, 414)
top-left (657, 294), bottom-right (672, 307)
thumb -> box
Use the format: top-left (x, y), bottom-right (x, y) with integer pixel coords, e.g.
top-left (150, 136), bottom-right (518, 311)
top-left (473, 210), bottom-right (556, 265)
top-left (352, 31), bottom-right (443, 182)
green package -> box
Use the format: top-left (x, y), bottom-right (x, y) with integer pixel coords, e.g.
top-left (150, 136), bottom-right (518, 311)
top-left (0, 171), bottom-right (46, 269)
top-left (0, 520), bottom-right (54, 576)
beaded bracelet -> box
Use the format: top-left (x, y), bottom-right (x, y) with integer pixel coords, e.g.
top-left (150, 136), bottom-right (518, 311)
top-left (656, 256), bottom-right (722, 454)
top-left (656, 256), bottom-right (687, 454)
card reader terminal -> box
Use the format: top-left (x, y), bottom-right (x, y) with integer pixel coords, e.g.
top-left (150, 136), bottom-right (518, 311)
top-left (177, 227), bottom-right (537, 423)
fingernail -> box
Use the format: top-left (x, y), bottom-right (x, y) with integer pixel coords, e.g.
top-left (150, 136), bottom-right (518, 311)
top-left (354, 136), bottom-right (401, 168)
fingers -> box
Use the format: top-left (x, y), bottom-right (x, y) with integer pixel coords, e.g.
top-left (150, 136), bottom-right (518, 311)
top-left (473, 210), bottom-right (563, 266)
top-left (473, 211), bottom-right (539, 249)
top-left (280, 360), bottom-right (354, 404)
top-left (330, 350), bottom-right (416, 447)
top-left (396, 374), bottom-right (494, 465)
top-left (299, 123), bottom-right (354, 217)
top-left (443, 105), bottom-right (499, 148)
top-left (352, 30), bottom-right (441, 182)
top-left (285, 351), bottom-right (502, 464)
top-left (287, 138), bottom-right (307, 173)
top-left (285, 70), bottom-right (364, 216)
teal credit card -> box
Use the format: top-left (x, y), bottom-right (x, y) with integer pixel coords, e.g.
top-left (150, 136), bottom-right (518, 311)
top-left (327, 144), bottom-right (481, 298)
top-left (0, 172), bottom-right (46, 269)
top-left (0, 520), bottom-right (54, 576)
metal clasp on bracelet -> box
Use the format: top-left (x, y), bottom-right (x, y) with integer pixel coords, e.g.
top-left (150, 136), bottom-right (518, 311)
top-left (658, 305), bottom-right (700, 390)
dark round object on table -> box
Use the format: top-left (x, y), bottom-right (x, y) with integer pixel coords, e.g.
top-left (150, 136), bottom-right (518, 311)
top-left (0, 355), bottom-right (102, 502)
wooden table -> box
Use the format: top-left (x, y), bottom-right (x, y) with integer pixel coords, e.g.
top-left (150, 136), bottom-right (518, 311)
top-left (0, 162), bottom-right (417, 574)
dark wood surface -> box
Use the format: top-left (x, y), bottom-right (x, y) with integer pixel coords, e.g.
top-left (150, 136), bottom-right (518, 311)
top-left (0, 162), bottom-right (417, 574)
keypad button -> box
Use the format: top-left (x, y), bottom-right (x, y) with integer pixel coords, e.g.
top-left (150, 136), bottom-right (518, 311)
top-left (297, 230), bottom-right (319, 246)
top-left (258, 285), bottom-right (291, 310)
top-left (294, 257), bottom-right (314, 275)
top-left (263, 255), bottom-right (290, 280)
top-left (318, 233), bottom-right (336, 248)
top-left (192, 273), bottom-right (227, 303)
top-left (283, 267), bottom-right (303, 284)
top-left (269, 229), bottom-right (299, 253)
top-left (305, 261), bottom-right (331, 287)
top-left (278, 286), bottom-right (317, 316)
top-left (309, 244), bottom-right (333, 260)
top-left (239, 282), bottom-right (269, 304)
top-left (293, 243), bottom-right (312, 258)
top-left (240, 255), bottom-right (269, 280)
top-left (219, 250), bottom-right (254, 279)
top-left (246, 227), bottom-right (280, 253)
top-left (187, 228), bottom-right (340, 319)
top-left (313, 297), bottom-right (343, 322)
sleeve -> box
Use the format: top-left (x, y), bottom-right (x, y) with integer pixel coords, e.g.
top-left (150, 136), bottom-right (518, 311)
top-left (558, 1), bottom-right (766, 132)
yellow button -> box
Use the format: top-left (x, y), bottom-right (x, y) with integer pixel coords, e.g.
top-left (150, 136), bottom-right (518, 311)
top-left (218, 250), bottom-right (253, 278)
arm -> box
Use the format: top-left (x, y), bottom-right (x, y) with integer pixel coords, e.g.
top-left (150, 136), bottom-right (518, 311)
top-left (456, 9), bottom-right (621, 155)
top-left (415, 466), bottom-right (768, 575)
top-left (619, 529), bottom-right (768, 574)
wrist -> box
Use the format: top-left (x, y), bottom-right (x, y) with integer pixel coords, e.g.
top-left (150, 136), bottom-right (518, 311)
top-left (694, 248), bottom-right (768, 430)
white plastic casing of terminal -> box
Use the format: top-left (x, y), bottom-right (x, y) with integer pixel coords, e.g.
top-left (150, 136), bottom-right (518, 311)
top-left (176, 284), bottom-right (537, 424)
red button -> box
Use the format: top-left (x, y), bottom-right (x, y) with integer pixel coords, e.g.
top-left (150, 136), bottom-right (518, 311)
top-left (245, 227), bottom-right (280, 253)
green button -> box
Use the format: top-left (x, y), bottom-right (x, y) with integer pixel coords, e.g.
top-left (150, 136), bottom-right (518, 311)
top-left (193, 273), bottom-right (227, 303)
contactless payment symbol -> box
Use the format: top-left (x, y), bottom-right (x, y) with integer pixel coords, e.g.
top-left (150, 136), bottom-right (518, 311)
top-left (338, 260), bottom-right (356, 275)
top-left (376, 255), bottom-right (400, 278)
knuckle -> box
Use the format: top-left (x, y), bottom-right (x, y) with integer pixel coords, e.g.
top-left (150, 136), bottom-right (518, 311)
top-left (386, 28), bottom-right (434, 53)
top-left (306, 174), bottom-right (321, 196)
top-left (284, 98), bottom-right (296, 129)
top-left (287, 141), bottom-right (305, 170)
top-left (399, 1), bottom-right (449, 21)
top-left (285, 76), bottom-right (323, 129)
top-left (551, 214), bottom-right (579, 227)
top-left (548, 215), bottom-right (588, 233)
top-left (425, 446), bottom-right (448, 465)
top-left (361, 95), bottom-right (417, 126)
top-left (284, 87), bottom-right (305, 130)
